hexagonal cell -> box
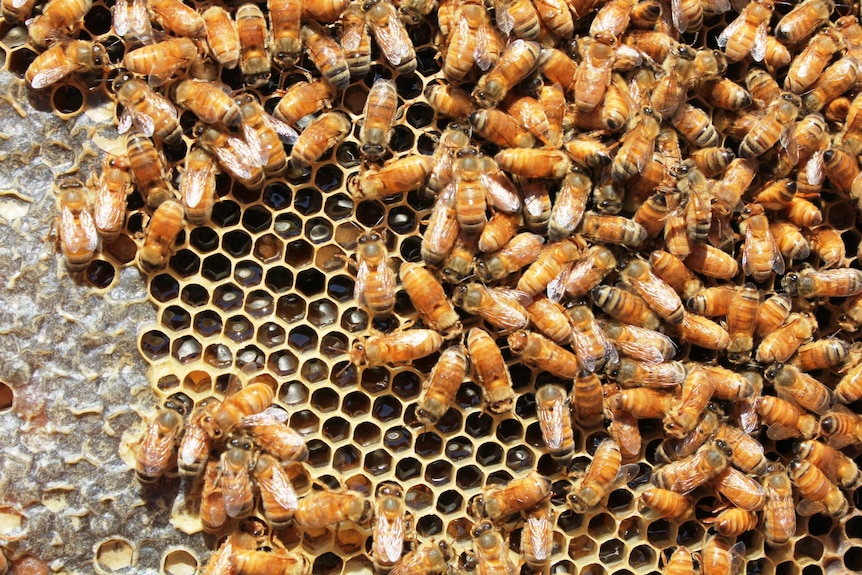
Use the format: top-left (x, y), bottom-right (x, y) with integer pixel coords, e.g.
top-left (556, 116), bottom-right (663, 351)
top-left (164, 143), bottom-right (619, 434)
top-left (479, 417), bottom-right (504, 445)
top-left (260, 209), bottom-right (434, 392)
top-left (94, 537), bottom-right (134, 573)
top-left (313, 552), bottom-right (343, 575)
top-left (257, 322), bottom-right (286, 348)
top-left (340, 307), bottom-right (369, 333)
top-left (676, 520), bottom-right (703, 547)
top-left (369, 395), bottom-right (401, 423)
top-left (277, 294), bottom-right (306, 323)
top-left (235, 345), bottom-right (265, 371)
top-left (212, 200), bottom-right (241, 227)
top-left (476, 442), bottom-right (503, 466)
top-left (202, 253), bottom-right (231, 281)
top-left (794, 536), bottom-right (824, 562)
top-left (465, 412), bottom-right (494, 438)
top-left (52, 85), bottom-right (84, 115)
top-left (234, 260), bottom-right (263, 287)
top-left (363, 448), bottom-right (391, 475)
top-left (241, 205), bottom-right (272, 234)
top-left (254, 233), bottom-right (284, 263)
top-left (579, 565), bottom-right (607, 575)
top-left (263, 181), bottom-right (291, 211)
top-left (333, 444), bottom-right (361, 472)
top-left (846, 548), bottom-right (862, 572)
top-left (181, 284), bottom-right (209, 307)
top-left (171, 335), bottom-right (202, 364)
top-left (505, 446), bottom-right (535, 472)
top-left (140, 330), bottom-right (170, 362)
top-left (224, 315), bottom-right (254, 343)
top-left (306, 217), bottom-right (333, 245)
top-left (646, 518), bottom-right (673, 547)
top-left (305, 299), bottom-right (338, 330)
top-left (416, 514), bottom-right (443, 537)
top-left (588, 513), bottom-right (617, 539)
top-left (204, 344), bottom-right (232, 368)
top-left (425, 460), bottom-right (453, 486)
top-left (323, 416), bottom-right (351, 443)
top-left (297, 268), bottom-right (326, 296)
top-left (161, 548), bottom-right (198, 575)
top-left (360, 367), bottom-right (391, 394)
top-left (415, 432), bottom-right (443, 458)
top-left (444, 437), bottom-right (473, 461)
top-left (182, 371), bottom-right (212, 395)
top-left (85, 260), bottom-right (116, 289)
top-left (396, 457), bottom-right (423, 482)
top-left (161, 305), bottom-right (191, 331)
top-left (274, 213), bottom-right (303, 240)
top-left (289, 409), bottom-right (320, 436)
top-left (169, 249), bottom-right (200, 277)
top-left (212, 283), bottom-right (244, 312)
top-left (192, 310), bottom-right (222, 337)
top-left (391, 371), bottom-right (421, 400)
top-left (157, 374), bottom-right (180, 392)
top-left (149, 274), bottom-right (179, 302)
top-left (568, 535), bottom-right (597, 561)
top-left (455, 465), bottom-right (483, 490)
top-left (320, 332), bottom-right (349, 359)
top-left (305, 439), bottom-right (331, 468)
top-left (286, 325), bottom-right (317, 353)
top-left (269, 349), bottom-right (299, 376)
top-left (294, 187), bottom-right (323, 216)
top-left (264, 265), bottom-right (293, 293)
top-left (244, 289), bottom-right (274, 318)
top-left (324, 193), bottom-right (354, 222)
top-left (189, 227), bottom-right (219, 252)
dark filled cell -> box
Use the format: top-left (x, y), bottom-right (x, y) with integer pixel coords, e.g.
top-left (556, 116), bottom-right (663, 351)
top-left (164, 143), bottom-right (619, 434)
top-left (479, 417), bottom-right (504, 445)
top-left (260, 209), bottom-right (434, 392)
top-left (384, 426), bottom-right (412, 452)
top-left (53, 85), bottom-right (83, 114)
top-left (302, 358), bottom-right (329, 383)
top-left (436, 490), bottom-right (463, 514)
top-left (476, 442), bottom-right (503, 466)
top-left (395, 457), bottom-right (422, 481)
top-left (455, 465), bottom-right (483, 490)
top-left (85, 260), bottom-right (115, 289)
top-left (181, 284), bottom-right (209, 307)
top-left (244, 289), bottom-right (274, 318)
top-left (444, 437), bottom-right (472, 461)
top-left (189, 227), bottom-right (220, 252)
top-left (389, 125), bottom-right (415, 153)
top-left (309, 299), bottom-right (339, 329)
top-left (395, 73), bottom-right (423, 99)
top-left (306, 439), bottom-right (331, 468)
top-left (241, 205), bottom-right (272, 233)
top-left (356, 200), bottom-right (385, 228)
top-left (204, 344), bottom-right (232, 368)
top-left (363, 448), bottom-right (391, 474)
top-left (285, 239), bottom-right (314, 266)
top-left (202, 253), bottom-right (231, 281)
top-left (342, 391), bottom-right (371, 417)
top-left (211, 200), bottom-right (241, 227)
top-left (140, 330), bottom-right (170, 361)
top-left (323, 417), bottom-right (351, 442)
top-left (415, 432), bottom-right (443, 457)
top-left (297, 268), bottom-right (326, 296)
top-left (288, 325), bottom-right (318, 353)
top-left (224, 315), bottom-right (253, 343)
top-left (372, 396), bottom-right (402, 422)
top-left (387, 206), bottom-right (416, 234)
top-left (295, 187), bottom-right (323, 215)
top-left (277, 294), bottom-right (306, 323)
top-left (8, 47), bottom-right (37, 77)
top-left (406, 102), bottom-right (434, 129)
top-left (222, 230), bottom-right (252, 258)
top-left (257, 322), bottom-right (285, 348)
top-left (424, 460), bottom-right (453, 486)
top-left (327, 274), bottom-right (355, 302)
top-left (324, 194), bottom-right (354, 220)
top-left (149, 273), bottom-right (179, 302)
top-left (263, 181), bottom-right (292, 210)
top-left (465, 412), bottom-right (493, 438)
top-left (265, 266), bottom-right (293, 292)
top-left (169, 249), bottom-right (200, 277)
top-left (162, 306), bottom-right (191, 331)
top-left (505, 446), bottom-right (534, 472)
top-left (311, 387), bottom-right (339, 412)
top-left (496, 418), bottom-right (523, 443)
top-left (846, 547), bottom-right (862, 571)
top-left (336, 141), bottom-right (362, 168)
top-left (315, 164), bottom-right (344, 193)
top-left (416, 515), bottom-right (443, 537)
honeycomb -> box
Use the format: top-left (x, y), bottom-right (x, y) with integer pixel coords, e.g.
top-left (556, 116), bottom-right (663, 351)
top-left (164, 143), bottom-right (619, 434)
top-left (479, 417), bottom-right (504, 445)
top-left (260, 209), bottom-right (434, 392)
top-left (4, 0), bottom-right (862, 573)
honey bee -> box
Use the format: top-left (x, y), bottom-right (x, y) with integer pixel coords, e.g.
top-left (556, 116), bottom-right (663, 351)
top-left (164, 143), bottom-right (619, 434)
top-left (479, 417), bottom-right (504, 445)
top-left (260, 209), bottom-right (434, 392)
top-left (520, 502), bottom-right (555, 572)
top-left (807, 227), bottom-right (844, 268)
top-left (472, 471), bottom-right (551, 521)
top-left (195, 124), bottom-right (264, 189)
top-left (651, 44), bottom-right (696, 120)
top-left (252, 454), bottom-right (298, 528)
top-left (514, 239), bottom-right (578, 297)
top-left (364, 0), bottom-right (416, 74)
top-left (527, 297), bottom-right (572, 345)
top-left (663, 368), bottom-right (713, 438)
top-left (273, 80), bottom-right (336, 126)
top-left (147, 0), bottom-right (204, 38)
top-left (758, 312), bottom-right (817, 365)
top-left (518, 177), bottom-right (552, 234)
top-left (202, 6), bottom-right (240, 69)
top-left (671, 0), bottom-right (703, 33)
top-left (701, 534), bottom-right (745, 575)
top-left (820, 409), bottom-right (862, 448)
top-left (237, 3), bottom-right (271, 87)
top-left (785, 30), bottom-right (840, 95)
top-left (621, 259), bottom-right (684, 324)
top-left (629, 0), bottom-right (661, 28)
top-left (535, 384), bottom-right (575, 466)
top-left (218, 439), bottom-right (255, 519)
top-left (172, 79), bottom-right (241, 128)
top-left (589, 0), bottom-right (634, 36)
top-left (789, 459), bottom-right (848, 517)
top-left (822, 147), bottom-right (859, 195)
top-left (617, 359), bottom-right (686, 390)
top-left (302, 0), bottom-right (349, 21)
top-left (126, 138), bottom-right (173, 208)
top-left (351, 329), bottom-right (444, 367)
top-left (706, 508), bottom-right (758, 538)
top-left (361, 79), bottom-right (398, 160)
top-left (652, 440), bottom-right (730, 493)
top-left (563, 135), bottom-right (613, 169)
top-left (353, 156), bottom-right (436, 202)
top-left (785, 267), bottom-right (862, 299)
top-left (180, 146), bottom-right (216, 226)
top-left (442, 233), bottom-right (477, 286)
top-left (469, 109), bottom-right (535, 149)
top-left (399, 263), bottom-right (461, 338)
top-left (238, 406), bottom-right (307, 462)
top-left (442, 0), bottom-right (500, 82)
top-left (538, 47), bottom-right (578, 94)
top-left (291, 112), bottom-right (352, 169)
top-left (754, 179), bottom-right (797, 211)
top-left (1, 0), bottom-right (37, 23)
top-left (351, 231), bottom-right (395, 317)
top-left (699, 78), bottom-right (753, 112)
top-left (114, 73), bottom-right (181, 143)
top-left (662, 547), bottom-right (695, 575)
top-left (478, 212), bottom-right (519, 254)
top-left (675, 312), bottom-right (732, 351)
top-left (464, 328), bottom-right (513, 414)
top-left (135, 409), bottom-right (183, 484)
top-left (415, 345), bottom-right (467, 426)
top-left (492, 148), bottom-right (571, 182)
top-left (25, 40), bottom-right (107, 90)
top-left (717, 0), bottom-right (773, 62)
top-left (769, 220), bottom-right (810, 261)
top-left (768, 363), bottom-right (834, 415)
top-left (782, 196), bottom-right (823, 227)
top-left (603, 322), bottom-right (677, 365)
top-left (639, 488), bottom-right (694, 520)
top-left (203, 380), bottom-right (275, 440)
top-left (688, 147), bottom-right (735, 177)
top-left (686, 286), bottom-right (735, 317)
top-left (425, 123), bottom-right (470, 197)
top-left (137, 199), bottom-right (184, 274)
top-left (740, 92), bottom-right (801, 160)
top-left (569, 438), bottom-right (639, 512)
top-left (569, 370), bottom-right (602, 427)
top-left (547, 169), bottom-right (589, 242)
top-left (573, 33), bottom-right (616, 115)
top-left (92, 155), bottom-right (131, 243)
top-left (612, 107), bottom-right (660, 182)
top-left (650, 250), bottom-right (702, 301)
top-left (593, 285), bottom-right (661, 331)
top-left (754, 294), bottom-right (792, 338)
top-left (682, 243), bottom-right (738, 281)
top-left (454, 284), bottom-right (530, 333)
top-left (237, 97), bottom-right (296, 176)
top-left (508, 330), bottom-right (579, 380)
top-left (390, 542), bottom-right (452, 575)
top-left (803, 57), bottom-right (859, 113)
top-left (202, 531), bottom-right (258, 575)
top-left (340, 2), bottom-right (372, 79)
top-left (201, 461), bottom-right (227, 532)
top-left (421, 186), bottom-right (458, 265)
top-left (795, 440), bottom-right (861, 488)
top-left (292, 488), bottom-right (373, 529)
top-left (759, 464), bottom-right (796, 546)
top-left (713, 466), bottom-right (767, 511)
top-left (265, 0), bottom-right (302, 68)
top-left (757, 395), bottom-right (818, 440)
top-left (373, 483), bottom-right (410, 574)
top-left (568, 305), bottom-right (619, 373)
top-left (581, 213), bottom-right (648, 248)
top-left (27, 0), bottom-right (92, 48)
top-left (123, 38), bottom-right (197, 87)
top-left (724, 284), bottom-right (760, 364)
top-left (606, 401), bottom-right (643, 460)
top-left (426, 84), bottom-right (476, 122)
top-left (178, 398), bottom-right (218, 479)
top-left (746, 66), bottom-right (781, 107)
top-left (671, 104), bottom-right (720, 149)
top-left (470, 521), bottom-right (515, 575)
top-left (232, 548), bottom-right (311, 575)
top-left (793, 338), bottom-right (848, 372)
top-left (553, 245), bottom-right (616, 300)
top-left (739, 207), bottom-right (784, 283)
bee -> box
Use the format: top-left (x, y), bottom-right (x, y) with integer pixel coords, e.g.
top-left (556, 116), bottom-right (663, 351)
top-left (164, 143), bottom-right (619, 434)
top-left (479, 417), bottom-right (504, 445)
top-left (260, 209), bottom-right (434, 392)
top-left (237, 3), bottom-right (271, 87)
top-left (252, 454), bottom-right (298, 528)
top-left (706, 508), bottom-right (758, 538)
top-left (390, 542), bottom-right (452, 575)
top-left (568, 305), bottom-right (619, 373)
top-left (674, 311), bottom-right (732, 350)
top-left (768, 363), bottom-right (834, 415)
top-left (581, 213), bottom-right (647, 248)
top-left (621, 259), bottom-right (684, 324)
top-left (201, 531), bottom-right (259, 575)
top-left (415, 345), bottom-right (467, 426)
top-left (469, 109), bottom-right (535, 149)
top-left (179, 146), bottom-right (217, 226)
top-left (92, 155), bottom-right (131, 243)
top-left (508, 330), bottom-right (579, 380)
top-left (671, 104), bottom-right (720, 148)
top-left (472, 471), bottom-right (551, 521)
top-left (294, 488), bottom-right (373, 528)
top-left (514, 239), bottom-right (577, 297)
top-left (454, 284), bottom-right (530, 333)
top-left (126, 133), bottom-right (174, 211)
top-left (601, 75), bottom-right (633, 133)
top-left (546, 169), bottom-right (589, 242)
top-left (371, 483), bottom-right (410, 574)
top-left (795, 440), bottom-right (861, 488)
top-left (465, 328), bottom-right (514, 414)
top-left (201, 460), bottom-right (227, 532)
top-left (617, 359), bottom-right (686, 390)
top-left (701, 534), bottom-right (745, 575)
top-left (569, 438), bottom-right (639, 513)
top-left (203, 380), bottom-right (275, 440)
top-left (807, 227), bottom-right (844, 268)
top-left (237, 406), bottom-right (307, 462)
top-left (652, 440), bottom-right (730, 493)
top-left (442, 0), bottom-right (500, 82)
top-left (606, 401), bottom-right (643, 460)
top-left (687, 286), bottom-right (735, 316)
top-left (789, 459), bottom-right (848, 517)
top-left (682, 243), bottom-right (739, 281)
top-left (178, 398), bottom-right (218, 479)
top-left (273, 80), bottom-right (336, 126)
top-left (399, 263), bottom-right (461, 338)
top-left (172, 79), bottom-right (241, 128)
top-left (521, 502), bottom-right (555, 572)
top-left (297, 23), bottom-right (349, 91)
top-left (603, 323), bottom-right (677, 365)
top-left (822, 147), bottom-right (859, 194)
top-left (351, 329), bottom-right (444, 367)
top-left (232, 548), bottom-right (311, 575)
top-left (650, 250), bottom-right (702, 302)
top-left (594, 285), bottom-right (661, 331)
top-left (425, 123), bottom-right (471, 197)
top-left (688, 147), bottom-right (735, 177)
top-left (135, 409), bottom-right (183, 484)
top-left (359, 79), bottom-right (399, 160)
top-left (589, 0), bottom-right (634, 36)
top-left (303, 0), bottom-right (349, 21)
top-left (639, 488), bottom-right (694, 520)
top-left (563, 136), bottom-right (613, 170)
top-left (699, 78), bottom-right (753, 112)
top-left (352, 156), bottom-right (435, 202)
top-left (740, 93), bottom-right (801, 160)
top-left (820, 410), bottom-right (862, 448)
top-left (782, 196), bottom-right (823, 228)
top-left (202, 6), bottom-right (240, 69)
top-left (553, 245), bottom-right (616, 300)
top-left (714, 466), bottom-right (767, 511)
top-left (793, 338), bottom-right (848, 372)
top-left (759, 464), bottom-right (796, 547)
top-left (755, 294), bottom-right (792, 338)
top-left (364, 0), bottom-right (416, 74)
top-left (757, 395), bottom-right (818, 440)
top-left (267, 0), bottom-right (301, 68)
top-left (803, 57), bottom-right (859, 113)
top-left (568, 370), bottom-right (602, 427)
top-left (421, 186), bottom-right (458, 265)
top-left (217, 439), bottom-right (255, 519)
top-left (769, 220), bottom-right (810, 261)
top-left (123, 38), bottom-right (197, 87)
top-left (591, 173), bottom-right (625, 214)
top-left (739, 206), bottom-right (784, 283)
top-left (147, 0), bottom-right (205, 38)
top-left (784, 267), bottom-right (862, 299)
top-left (27, 0), bottom-right (92, 48)
top-left (724, 284), bottom-right (760, 364)
top-left (471, 522), bottom-right (515, 575)
top-left (478, 212), bottom-right (519, 255)
top-left (717, 0), bottom-right (773, 62)
top-left (114, 73), bottom-right (181, 143)
top-left (26, 40), bottom-right (107, 90)
top-left (442, 233), bottom-right (478, 286)
top-left (662, 547), bottom-right (695, 575)
top-left (351, 231), bottom-right (395, 317)
top-left (507, 95), bottom-right (552, 145)
top-left (662, 368), bottom-right (713, 438)
top-left (137, 199), bottom-right (184, 274)
top-left (630, 0), bottom-right (661, 28)
top-left (339, 2), bottom-right (372, 79)
top-left (670, 0), bottom-right (703, 32)
top-left (527, 299), bottom-right (571, 346)
top-left (425, 85), bottom-right (476, 122)
top-left (195, 124), bottom-right (264, 189)
top-left (746, 66), bottom-right (781, 107)
top-left (651, 44), bottom-right (696, 120)
top-left (573, 33), bottom-right (617, 115)
top-left (535, 385), bottom-right (575, 466)
top-left (785, 30), bottom-right (840, 95)
top-left (1, 0), bottom-right (37, 23)
top-left (291, 112), bottom-right (352, 169)
top-left (538, 47), bottom-right (578, 94)
top-left (612, 107), bottom-right (660, 182)
top-left (492, 148), bottom-right (570, 182)
top-left (757, 313), bottom-right (817, 365)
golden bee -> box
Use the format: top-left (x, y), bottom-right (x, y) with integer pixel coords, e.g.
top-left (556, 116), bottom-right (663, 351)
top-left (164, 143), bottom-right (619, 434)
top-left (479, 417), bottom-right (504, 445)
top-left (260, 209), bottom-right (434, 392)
top-left (471, 521), bottom-right (516, 575)
top-left (650, 250), bottom-right (702, 301)
top-left (472, 471), bottom-right (551, 521)
top-left (740, 206), bottom-right (784, 282)
top-left (770, 220), bottom-right (810, 261)
top-left (663, 368), bottom-right (713, 438)
top-left (569, 305), bottom-right (619, 373)
top-left (554, 245), bottom-right (616, 300)
top-left (442, 0), bottom-right (500, 82)
top-left (123, 38), bottom-right (197, 87)
top-left (789, 459), bottom-right (848, 517)
top-left (581, 212), bottom-right (647, 248)
top-left (516, 239), bottom-right (579, 297)
top-left (137, 199), bottom-right (184, 274)
top-left (467, 328), bottom-right (514, 414)
top-left (202, 6), bottom-right (240, 69)
top-left (746, 66), bottom-right (781, 107)
top-left (714, 466), bottom-right (767, 511)
top-left (338, 1), bottom-right (372, 79)
top-left (372, 482), bottom-right (411, 573)
top-left (568, 438), bottom-right (639, 513)
top-left (218, 440), bottom-right (255, 519)
top-left (508, 330), bottom-right (579, 380)
top-left (268, 0), bottom-right (302, 68)
top-left (755, 293), bottom-right (792, 338)
top-left (740, 92), bottom-right (801, 160)
top-left (416, 345), bottom-right (467, 426)
top-left (572, 370), bottom-right (604, 427)
top-left (114, 73), bottom-right (182, 143)
top-left (573, 33), bottom-right (616, 115)
top-left (783, 267), bottom-right (862, 299)
top-left (683, 243), bottom-right (739, 280)
top-left (717, 0), bottom-right (773, 62)
top-left (294, 488), bottom-right (373, 528)
top-left (672, 104), bottom-right (720, 148)
top-left (237, 3), bottom-right (271, 87)
top-left (147, 0), bottom-right (205, 38)
top-left (352, 231), bottom-right (396, 317)
top-left (172, 79), bottom-right (241, 128)
top-left (178, 398), bottom-right (218, 479)
top-left (639, 487), bottom-right (694, 520)
top-left (252, 454), bottom-right (299, 528)
top-left (820, 410), bottom-right (862, 448)
top-left (92, 154), bottom-right (131, 243)
top-left (237, 405), bottom-right (307, 462)
top-left (351, 329), bottom-right (444, 367)
top-left (302, 0), bottom-right (349, 21)
top-left (757, 395), bottom-right (818, 440)
top-left (700, 534), bottom-right (745, 575)
top-left (707, 508), bottom-right (759, 538)
top-left (603, 322), bottom-right (677, 364)
top-left (389, 542), bottom-right (451, 575)
top-left (203, 380), bottom-right (275, 440)
top-left (454, 284), bottom-right (530, 333)
top-left (472, 39), bottom-right (540, 108)
top-left (803, 56), bottom-right (859, 113)
top-left (291, 111), bottom-right (352, 169)
top-left (672, 311), bottom-right (731, 351)
top-left (200, 460), bottom-right (228, 533)
top-left (126, 131), bottom-right (175, 209)
top-left (795, 439), bottom-right (861, 488)
top-left (768, 363), bottom-right (834, 415)
top-left (662, 547), bottom-right (695, 575)
top-left (760, 464), bottom-right (796, 547)
top-left (195, 123), bottom-right (264, 189)
top-left (756, 313), bottom-right (817, 364)
top-left (535, 384), bottom-right (575, 466)
top-left (479, 212), bottom-right (519, 254)
top-left (652, 440), bottom-right (731, 494)
top-left (351, 155), bottom-right (435, 202)
top-left (2, 0), bottom-right (37, 23)
top-left (699, 78), bottom-right (752, 112)
top-left (421, 186), bottom-right (459, 264)
top-left (527, 297), bottom-right (573, 344)
top-left (726, 284), bottom-right (761, 364)
top-left (135, 409), bottom-right (183, 484)
top-left (180, 146), bottom-right (217, 226)
top-left (621, 259), bottom-right (684, 324)
top-left (232, 548), bottom-right (311, 575)
top-left (547, 169), bottom-right (590, 242)
top-left (360, 79), bottom-right (398, 160)
top-left (26, 40), bottom-right (107, 90)
top-left (469, 108), bottom-right (535, 149)
top-left (785, 30), bottom-right (840, 95)
top-left (612, 107), bottom-right (661, 182)
top-left (520, 502), bottom-right (555, 572)
top-left (28, 0), bottom-right (92, 48)
top-left (425, 84), bottom-right (476, 121)
top-left (593, 285), bottom-right (661, 331)
top-left (364, 0), bottom-right (417, 74)
top-left (617, 359), bottom-right (686, 390)
top-left (807, 226), bottom-right (844, 268)
top-left (399, 263), bottom-right (461, 338)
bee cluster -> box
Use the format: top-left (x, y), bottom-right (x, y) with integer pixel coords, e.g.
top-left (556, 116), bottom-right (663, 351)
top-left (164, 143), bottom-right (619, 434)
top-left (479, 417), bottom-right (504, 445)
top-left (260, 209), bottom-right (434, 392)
top-left (8, 0), bottom-right (862, 571)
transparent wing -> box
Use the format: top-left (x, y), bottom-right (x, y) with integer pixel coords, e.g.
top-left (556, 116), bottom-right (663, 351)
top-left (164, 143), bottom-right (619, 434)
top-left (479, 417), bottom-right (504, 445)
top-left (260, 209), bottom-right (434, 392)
top-left (240, 405), bottom-right (290, 427)
top-left (806, 150), bottom-right (824, 185)
top-left (257, 462), bottom-right (299, 511)
top-left (113, 0), bottom-right (130, 36)
top-left (375, 511), bottom-right (405, 564)
top-left (355, 258), bottom-right (371, 303)
top-left (716, 13), bottom-right (744, 48)
top-left (262, 110), bottom-right (300, 144)
top-left (538, 397), bottom-right (568, 449)
top-left (30, 64), bottom-right (77, 90)
top-left (481, 173), bottom-right (521, 213)
top-left (751, 22), bottom-right (768, 62)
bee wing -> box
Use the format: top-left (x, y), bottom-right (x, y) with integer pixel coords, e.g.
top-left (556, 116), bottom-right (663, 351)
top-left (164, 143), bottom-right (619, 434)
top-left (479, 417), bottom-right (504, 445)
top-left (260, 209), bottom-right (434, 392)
top-left (547, 263), bottom-right (572, 303)
top-left (375, 510), bottom-right (405, 564)
top-left (137, 420), bottom-right (180, 477)
top-left (751, 22), bottom-right (768, 62)
top-left (220, 465), bottom-right (251, 517)
top-left (354, 258), bottom-right (371, 304)
top-left (728, 542), bottom-right (746, 573)
top-left (796, 498), bottom-right (828, 518)
top-left (608, 408), bottom-right (641, 456)
top-left (538, 396), bottom-right (569, 449)
top-left (262, 112), bottom-right (300, 144)
top-left (342, 21), bottom-right (364, 51)
top-left (493, 0), bottom-right (514, 34)
top-left (213, 137), bottom-right (259, 181)
top-left (806, 150), bottom-right (824, 185)
top-left (30, 63), bottom-right (79, 90)
top-left (716, 13), bottom-right (744, 48)
top-left (178, 428), bottom-right (207, 467)
top-left (62, 208), bottom-right (99, 253)
top-left (767, 228), bottom-right (786, 275)
top-left (125, 108), bottom-right (155, 138)
top-left (242, 120), bottom-right (268, 165)
top-left (671, 0), bottom-right (686, 33)
top-left (372, 16), bottom-right (410, 65)
top-left (736, 398), bottom-right (760, 434)
top-left (492, 287), bottom-right (533, 308)
top-left (474, 20), bottom-right (496, 72)
top-left (613, 340), bottom-right (666, 363)
top-left (765, 423), bottom-right (799, 441)
top-left (572, 329), bottom-right (599, 373)
top-left (481, 173), bottom-right (521, 214)
top-left (741, 224), bottom-right (755, 277)
top-left (240, 405), bottom-right (290, 427)
top-left (257, 462), bottom-right (299, 511)
top-left (780, 125), bottom-right (799, 166)
top-left (131, 0), bottom-right (154, 43)
top-left (146, 89), bottom-right (180, 122)
top-left (113, 0), bottom-right (130, 36)
top-left (612, 463), bottom-right (642, 490)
